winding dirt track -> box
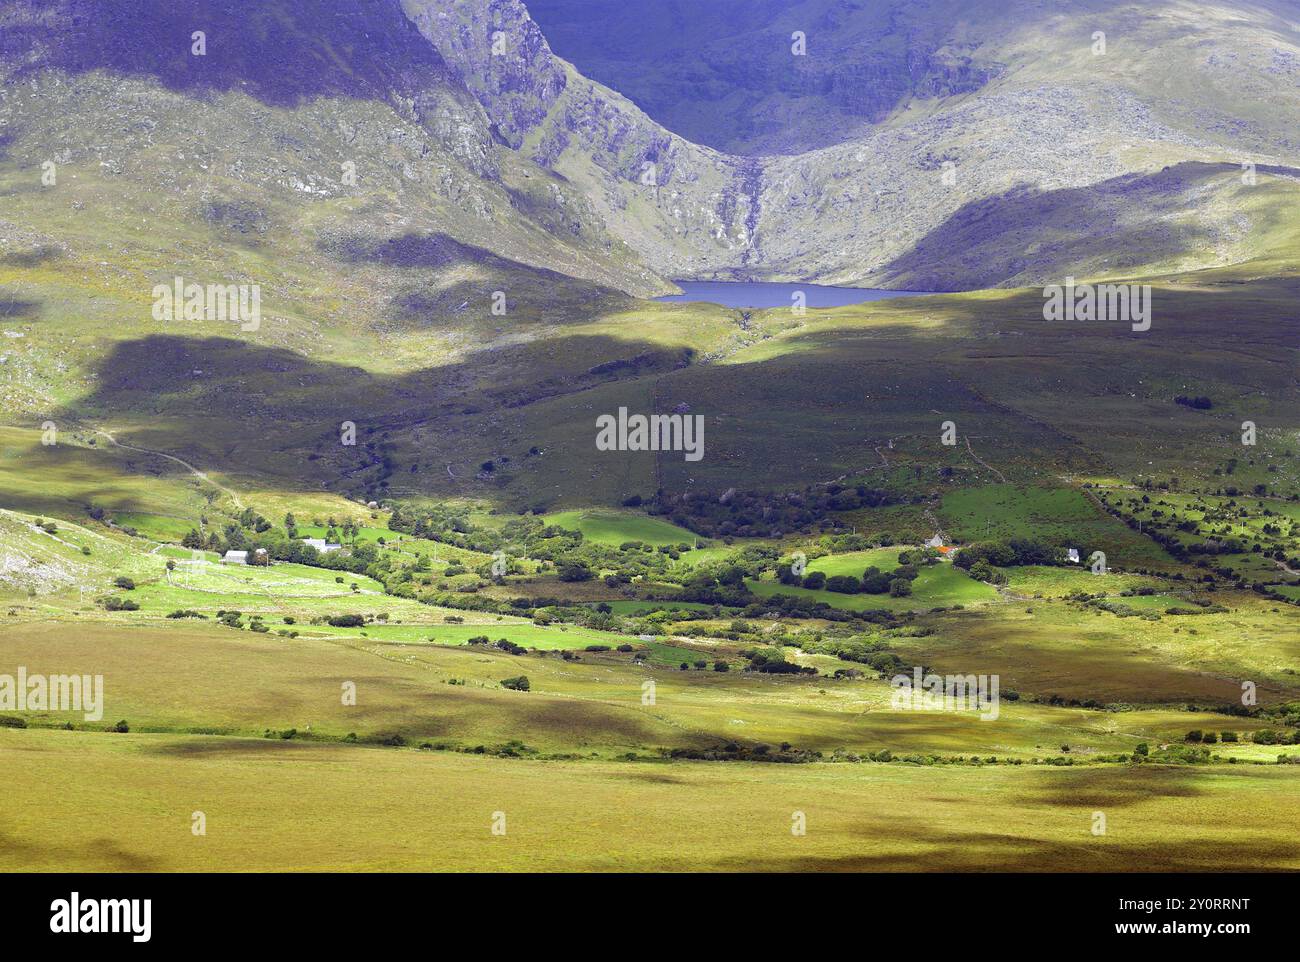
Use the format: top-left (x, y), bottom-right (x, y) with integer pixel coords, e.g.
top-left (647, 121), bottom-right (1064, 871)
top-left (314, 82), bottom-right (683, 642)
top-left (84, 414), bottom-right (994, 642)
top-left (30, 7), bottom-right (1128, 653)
top-left (964, 436), bottom-right (1007, 483)
top-left (94, 429), bottom-right (244, 510)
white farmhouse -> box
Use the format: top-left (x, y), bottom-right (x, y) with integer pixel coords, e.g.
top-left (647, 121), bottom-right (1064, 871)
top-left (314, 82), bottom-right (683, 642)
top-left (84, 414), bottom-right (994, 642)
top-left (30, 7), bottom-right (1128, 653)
top-left (221, 550), bottom-right (248, 565)
top-left (302, 538), bottom-right (342, 554)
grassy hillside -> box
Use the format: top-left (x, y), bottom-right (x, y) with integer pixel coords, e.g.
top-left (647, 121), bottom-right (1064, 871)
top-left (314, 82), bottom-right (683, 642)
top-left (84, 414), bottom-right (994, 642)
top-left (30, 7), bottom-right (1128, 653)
top-left (1, 0), bottom-right (1298, 875)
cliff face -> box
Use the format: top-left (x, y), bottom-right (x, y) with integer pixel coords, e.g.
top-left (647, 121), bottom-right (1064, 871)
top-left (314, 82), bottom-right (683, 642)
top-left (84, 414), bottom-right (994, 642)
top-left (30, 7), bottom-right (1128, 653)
top-left (403, 0), bottom-right (765, 282)
top-left (430, 0), bottom-right (1300, 290)
top-left (402, 0), bottom-right (567, 150)
top-left (526, 0), bottom-right (1007, 157)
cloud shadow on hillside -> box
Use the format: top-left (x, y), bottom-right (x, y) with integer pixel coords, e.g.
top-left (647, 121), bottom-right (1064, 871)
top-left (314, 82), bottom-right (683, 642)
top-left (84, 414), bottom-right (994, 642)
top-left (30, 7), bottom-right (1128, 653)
top-left (314, 229), bottom-right (631, 330)
top-left (40, 272), bottom-right (1300, 513)
top-left (7, 0), bottom-right (456, 109)
top-left (875, 161), bottom-right (1300, 292)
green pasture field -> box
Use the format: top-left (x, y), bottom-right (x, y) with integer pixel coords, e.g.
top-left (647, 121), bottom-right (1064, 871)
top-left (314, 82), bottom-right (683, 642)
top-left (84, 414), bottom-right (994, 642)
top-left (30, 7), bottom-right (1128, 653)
top-left (669, 543), bottom-right (763, 567)
top-left (543, 509), bottom-right (698, 547)
top-left (111, 511), bottom-right (200, 542)
top-left (939, 484), bottom-right (1175, 569)
top-left (748, 560), bottom-right (999, 612)
top-left (293, 524), bottom-right (393, 543)
top-left (1001, 565), bottom-right (1170, 598)
top-left (644, 641), bottom-right (716, 666)
top-left (805, 547), bottom-right (904, 577)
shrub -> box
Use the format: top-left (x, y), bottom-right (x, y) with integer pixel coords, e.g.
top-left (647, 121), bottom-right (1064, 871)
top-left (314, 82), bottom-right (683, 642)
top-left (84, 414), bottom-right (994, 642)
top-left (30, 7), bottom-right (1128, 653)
top-left (113, 576), bottom-right (136, 590)
top-left (500, 676), bottom-right (530, 692)
top-left (860, 567), bottom-right (893, 594)
top-left (327, 614), bottom-right (365, 628)
top-left (558, 561), bottom-right (593, 582)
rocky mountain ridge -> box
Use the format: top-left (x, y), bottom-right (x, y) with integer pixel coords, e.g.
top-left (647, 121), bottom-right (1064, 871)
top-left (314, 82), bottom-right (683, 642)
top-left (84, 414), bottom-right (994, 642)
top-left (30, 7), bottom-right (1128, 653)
top-left (426, 0), bottom-right (1300, 290)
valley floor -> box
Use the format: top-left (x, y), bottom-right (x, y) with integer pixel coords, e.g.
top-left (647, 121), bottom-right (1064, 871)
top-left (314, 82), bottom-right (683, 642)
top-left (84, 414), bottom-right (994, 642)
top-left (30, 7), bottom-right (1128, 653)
top-left (4, 728), bottom-right (1298, 872)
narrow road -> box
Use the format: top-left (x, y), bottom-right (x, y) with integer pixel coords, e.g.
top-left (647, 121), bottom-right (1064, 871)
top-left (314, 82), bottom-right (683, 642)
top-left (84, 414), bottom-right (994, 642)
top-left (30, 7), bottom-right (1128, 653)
top-left (964, 436), bottom-right (1007, 483)
top-left (94, 429), bottom-right (244, 511)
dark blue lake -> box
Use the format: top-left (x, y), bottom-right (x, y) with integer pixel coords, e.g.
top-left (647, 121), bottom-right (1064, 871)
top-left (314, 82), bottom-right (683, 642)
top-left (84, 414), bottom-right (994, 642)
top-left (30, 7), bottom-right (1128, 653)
top-left (654, 280), bottom-right (934, 308)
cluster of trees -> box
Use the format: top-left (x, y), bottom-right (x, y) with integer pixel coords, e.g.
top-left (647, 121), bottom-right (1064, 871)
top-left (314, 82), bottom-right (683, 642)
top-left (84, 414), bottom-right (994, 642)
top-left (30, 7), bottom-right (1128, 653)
top-left (178, 509), bottom-right (385, 580)
top-left (468, 636), bottom-right (527, 656)
top-left (388, 505), bottom-right (713, 593)
top-left (777, 550), bottom-right (939, 596)
top-left (742, 648), bottom-right (817, 675)
top-left (776, 557), bottom-right (925, 597)
top-left (1189, 729), bottom-right (1300, 745)
top-left (638, 481), bottom-right (904, 539)
top-left (836, 648), bottom-right (906, 675)
top-left (943, 537), bottom-right (1102, 585)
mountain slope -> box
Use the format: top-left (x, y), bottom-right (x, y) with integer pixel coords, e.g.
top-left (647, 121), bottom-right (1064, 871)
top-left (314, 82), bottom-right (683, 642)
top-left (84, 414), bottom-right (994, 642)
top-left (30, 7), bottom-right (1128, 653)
top-left (0, 0), bottom-right (689, 419)
top-left (0, 0), bottom-right (1297, 518)
top-left (402, 0), bottom-right (765, 280)
top-left (438, 0), bottom-right (1300, 289)
top-left (0, 0), bottom-right (670, 322)
top-left (7, 0), bottom-right (1299, 304)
